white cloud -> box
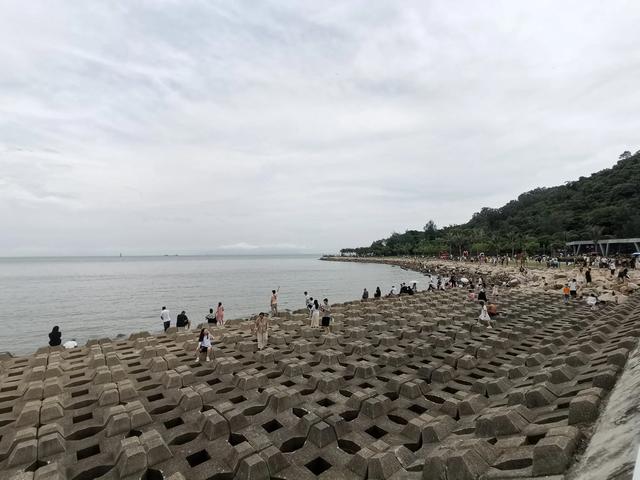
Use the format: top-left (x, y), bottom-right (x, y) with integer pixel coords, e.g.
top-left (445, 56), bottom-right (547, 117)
top-left (1, 0), bottom-right (639, 255)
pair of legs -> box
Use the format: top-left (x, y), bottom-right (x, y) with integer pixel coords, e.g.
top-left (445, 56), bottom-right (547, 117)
top-left (195, 347), bottom-right (211, 362)
top-left (257, 330), bottom-right (268, 350)
top-left (271, 304), bottom-right (278, 316)
top-left (322, 317), bottom-right (331, 333)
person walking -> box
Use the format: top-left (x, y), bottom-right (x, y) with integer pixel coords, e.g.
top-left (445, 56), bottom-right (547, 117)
top-left (216, 302), bottom-right (225, 326)
top-left (478, 301), bottom-right (492, 328)
top-left (585, 267), bottom-right (592, 284)
top-left (609, 260), bottom-right (616, 277)
top-left (195, 328), bottom-right (212, 362)
top-left (252, 312), bottom-right (269, 350)
top-left (270, 287), bottom-right (280, 316)
top-left (160, 306), bottom-right (171, 331)
top-left (478, 288), bottom-right (487, 302)
top-left (310, 299), bottom-right (321, 328)
top-left (205, 308), bottom-right (217, 325)
top-left (562, 284), bottom-right (570, 303)
top-left (569, 279), bottom-right (578, 298)
top-left (320, 298), bottom-right (332, 333)
top-left (48, 326), bottom-right (62, 347)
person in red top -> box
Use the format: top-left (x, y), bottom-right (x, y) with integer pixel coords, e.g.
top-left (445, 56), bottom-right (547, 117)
top-left (562, 285), bottom-right (570, 303)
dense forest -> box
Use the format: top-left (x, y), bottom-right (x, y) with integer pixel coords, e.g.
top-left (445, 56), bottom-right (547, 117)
top-left (341, 151), bottom-right (640, 257)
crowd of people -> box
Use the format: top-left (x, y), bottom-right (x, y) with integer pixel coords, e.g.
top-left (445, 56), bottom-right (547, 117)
top-left (51, 254), bottom-right (631, 351)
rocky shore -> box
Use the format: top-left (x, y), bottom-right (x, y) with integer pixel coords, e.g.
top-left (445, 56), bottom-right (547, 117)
top-left (322, 255), bottom-right (640, 304)
top-left (0, 274), bottom-right (638, 479)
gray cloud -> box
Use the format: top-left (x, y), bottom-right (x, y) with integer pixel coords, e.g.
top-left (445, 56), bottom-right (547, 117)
top-left (1, 0), bottom-right (639, 255)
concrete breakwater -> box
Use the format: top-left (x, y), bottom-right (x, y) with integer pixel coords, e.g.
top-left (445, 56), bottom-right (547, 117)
top-left (0, 284), bottom-right (638, 479)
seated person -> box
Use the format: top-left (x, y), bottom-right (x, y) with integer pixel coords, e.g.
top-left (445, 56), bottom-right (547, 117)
top-left (176, 310), bottom-right (191, 329)
top-left (48, 326), bottom-right (62, 347)
top-left (205, 308), bottom-right (217, 324)
top-left (487, 302), bottom-right (498, 318)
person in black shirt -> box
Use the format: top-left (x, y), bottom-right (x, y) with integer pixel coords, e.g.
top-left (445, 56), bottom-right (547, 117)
top-left (374, 286), bottom-right (382, 299)
top-left (478, 288), bottom-right (487, 302)
top-left (585, 267), bottom-right (592, 284)
top-left (48, 326), bottom-right (61, 347)
top-left (176, 311), bottom-right (191, 329)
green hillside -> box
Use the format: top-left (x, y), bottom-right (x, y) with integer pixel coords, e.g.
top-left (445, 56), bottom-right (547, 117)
top-left (342, 150), bottom-right (640, 257)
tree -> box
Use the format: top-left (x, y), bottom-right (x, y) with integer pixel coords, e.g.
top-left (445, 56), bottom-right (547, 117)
top-left (619, 151), bottom-right (632, 160)
top-left (340, 152), bottom-right (640, 257)
top-left (505, 231), bottom-right (519, 256)
top-left (423, 220), bottom-right (438, 240)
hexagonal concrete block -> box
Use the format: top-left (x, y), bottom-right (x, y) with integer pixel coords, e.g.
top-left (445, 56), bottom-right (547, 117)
top-left (568, 394), bottom-right (600, 425)
top-left (532, 435), bottom-right (575, 476)
top-left (422, 416), bottom-right (456, 443)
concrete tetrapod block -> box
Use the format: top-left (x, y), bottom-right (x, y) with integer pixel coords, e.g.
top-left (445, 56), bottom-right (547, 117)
top-left (40, 397), bottom-right (63, 423)
top-left (34, 462), bottom-right (63, 480)
top-left (37, 432), bottom-right (65, 459)
top-left (117, 436), bottom-right (148, 477)
top-left (106, 412), bottom-right (131, 437)
top-left (259, 445), bottom-right (290, 475)
top-left (236, 453), bottom-right (270, 480)
top-left (422, 445), bottom-right (448, 480)
top-left (8, 439), bottom-right (38, 467)
top-left (532, 434), bottom-right (576, 476)
top-left (348, 447), bottom-right (375, 477)
top-left (368, 451), bottom-right (402, 480)
top-left (140, 429), bottom-right (172, 466)
top-left (43, 378), bottom-right (63, 398)
top-left (422, 415), bottom-right (456, 443)
top-left (476, 407), bottom-right (530, 437)
top-left (308, 420), bottom-right (337, 448)
top-left (16, 401), bottom-right (40, 428)
top-left (524, 384), bottom-right (558, 408)
top-left (568, 394), bottom-right (601, 425)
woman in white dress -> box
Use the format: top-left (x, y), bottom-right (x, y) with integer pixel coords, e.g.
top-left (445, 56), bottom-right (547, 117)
top-left (310, 299), bottom-right (320, 328)
top-left (478, 301), bottom-right (492, 328)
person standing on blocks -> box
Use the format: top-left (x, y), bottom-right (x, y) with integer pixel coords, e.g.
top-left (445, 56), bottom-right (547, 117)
top-left (252, 312), bottom-right (269, 350)
top-left (270, 287), bottom-right (280, 316)
top-left (160, 306), bottom-right (171, 331)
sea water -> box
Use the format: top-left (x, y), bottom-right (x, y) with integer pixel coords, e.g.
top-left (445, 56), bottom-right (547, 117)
top-left (0, 255), bottom-right (421, 355)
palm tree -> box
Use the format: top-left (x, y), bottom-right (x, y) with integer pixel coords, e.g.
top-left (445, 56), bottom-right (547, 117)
top-left (589, 225), bottom-right (605, 256)
top-left (505, 231), bottom-right (518, 257)
top-left (487, 233), bottom-right (500, 255)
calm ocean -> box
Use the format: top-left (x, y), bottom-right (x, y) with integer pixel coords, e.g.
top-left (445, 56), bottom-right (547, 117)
top-left (0, 255), bottom-right (419, 355)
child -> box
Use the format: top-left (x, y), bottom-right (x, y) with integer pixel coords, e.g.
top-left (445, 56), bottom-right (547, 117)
top-left (195, 328), bottom-right (212, 362)
top-left (562, 284), bottom-right (570, 304)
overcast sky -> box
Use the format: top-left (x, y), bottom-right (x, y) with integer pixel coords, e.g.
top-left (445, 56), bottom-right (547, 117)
top-left (1, 1), bottom-right (639, 256)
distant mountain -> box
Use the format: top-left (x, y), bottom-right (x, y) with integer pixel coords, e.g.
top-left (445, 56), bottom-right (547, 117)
top-left (342, 151), bottom-right (640, 256)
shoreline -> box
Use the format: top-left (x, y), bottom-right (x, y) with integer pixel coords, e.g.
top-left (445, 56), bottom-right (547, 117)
top-left (322, 255), bottom-right (640, 302)
top-left (0, 275), bottom-right (638, 479)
